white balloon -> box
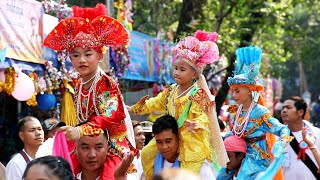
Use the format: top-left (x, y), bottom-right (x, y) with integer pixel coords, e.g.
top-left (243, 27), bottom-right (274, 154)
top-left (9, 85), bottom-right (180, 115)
top-left (12, 72), bottom-right (35, 101)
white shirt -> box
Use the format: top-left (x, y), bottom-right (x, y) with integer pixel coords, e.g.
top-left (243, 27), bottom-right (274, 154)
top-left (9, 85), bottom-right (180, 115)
top-left (282, 121), bottom-right (320, 180)
top-left (136, 151), bottom-right (143, 179)
top-left (6, 149), bottom-right (33, 180)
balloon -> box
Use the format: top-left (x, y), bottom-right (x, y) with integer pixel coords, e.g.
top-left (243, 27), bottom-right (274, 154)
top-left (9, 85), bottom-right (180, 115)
top-left (12, 72), bottom-right (35, 101)
top-left (36, 93), bottom-right (56, 110)
top-left (0, 71), bottom-right (5, 82)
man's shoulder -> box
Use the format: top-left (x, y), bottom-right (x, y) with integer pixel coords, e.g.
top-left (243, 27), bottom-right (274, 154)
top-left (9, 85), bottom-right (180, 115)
top-left (6, 153), bottom-right (25, 166)
top-left (5, 153), bottom-right (26, 179)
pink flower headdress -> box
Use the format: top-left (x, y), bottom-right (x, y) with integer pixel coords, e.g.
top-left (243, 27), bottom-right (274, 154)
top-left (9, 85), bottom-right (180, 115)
top-left (172, 30), bottom-right (219, 73)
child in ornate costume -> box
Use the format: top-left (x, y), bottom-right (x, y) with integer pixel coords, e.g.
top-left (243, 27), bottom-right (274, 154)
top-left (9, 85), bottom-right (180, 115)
top-left (128, 31), bottom-right (229, 179)
top-left (217, 46), bottom-right (293, 180)
top-left (44, 4), bottom-right (137, 180)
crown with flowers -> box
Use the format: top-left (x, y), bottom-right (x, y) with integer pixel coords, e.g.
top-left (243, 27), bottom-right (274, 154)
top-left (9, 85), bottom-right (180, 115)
top-left (44, 4), bottom-right (128, 53)
top-left (227, 46), bottom-right (262, 86)
top-left (172, 30), bottom-right (220, 73)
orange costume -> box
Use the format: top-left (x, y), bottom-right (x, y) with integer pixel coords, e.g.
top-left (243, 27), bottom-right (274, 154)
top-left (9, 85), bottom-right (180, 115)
top-left (44, 4), bottom-right (136, 180)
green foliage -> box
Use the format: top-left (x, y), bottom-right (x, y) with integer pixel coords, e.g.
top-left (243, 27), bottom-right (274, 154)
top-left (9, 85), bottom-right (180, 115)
top-left (132, 0), bottom-right (181, 39)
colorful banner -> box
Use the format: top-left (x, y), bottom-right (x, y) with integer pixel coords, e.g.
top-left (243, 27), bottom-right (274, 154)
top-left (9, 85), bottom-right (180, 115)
top-left (125, 31), bottom-right (174, 83)
top-left (125, 31), bottom-right (157, 82)
top-left (0, 0), bottom-right (44, 64)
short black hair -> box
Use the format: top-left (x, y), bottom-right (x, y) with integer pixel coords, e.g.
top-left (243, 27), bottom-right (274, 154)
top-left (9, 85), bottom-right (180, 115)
top-left (23, 156), bottom-right (74, 180)
top-left (287, 96), bottom-right (308, 118)
top-left (152, 115), bottom-right (178, 135)
top-left (17, 116), bottom-right (39, 132)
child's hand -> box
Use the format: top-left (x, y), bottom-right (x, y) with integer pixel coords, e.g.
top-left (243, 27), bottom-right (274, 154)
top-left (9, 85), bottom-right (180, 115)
top-left (186, 120), bottom-right (198, 134)
top-left (302, 127), bottom-right (316, 148)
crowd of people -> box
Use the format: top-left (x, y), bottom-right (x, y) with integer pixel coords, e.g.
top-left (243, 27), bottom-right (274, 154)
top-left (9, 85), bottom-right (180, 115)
top-left (0, 3), bottom-right (319, 180)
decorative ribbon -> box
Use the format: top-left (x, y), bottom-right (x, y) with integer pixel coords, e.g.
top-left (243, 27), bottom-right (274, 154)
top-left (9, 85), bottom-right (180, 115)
top-left (297, 140), bottom-right (309, 161)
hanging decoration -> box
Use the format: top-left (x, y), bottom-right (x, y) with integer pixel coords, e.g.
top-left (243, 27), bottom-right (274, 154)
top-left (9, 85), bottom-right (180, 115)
top-left (36, 93), bottom-right (56, 110)
top-left (0, 81), bottom-right (3, 93)
top-left (26, 72), bottom-right (38, 106)
top-left (4, 67), bottom-right (15, 95)
top-left (110, 46), bottom-right (130, 78)
top-left (12, 72), bottom-right (35, 101)
top-left (42, 0), bottom-right (72, 21)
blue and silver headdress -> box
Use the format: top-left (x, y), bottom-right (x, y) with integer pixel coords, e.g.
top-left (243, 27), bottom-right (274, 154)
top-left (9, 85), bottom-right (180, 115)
top-left (227, 46), bottom-right (262, 86)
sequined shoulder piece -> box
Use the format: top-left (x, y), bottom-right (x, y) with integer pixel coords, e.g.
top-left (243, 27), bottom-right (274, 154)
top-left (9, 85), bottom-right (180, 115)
top-left (192, 89), bottom-right (215, 113)
top-left (100, 73), bottom-right (114, 89)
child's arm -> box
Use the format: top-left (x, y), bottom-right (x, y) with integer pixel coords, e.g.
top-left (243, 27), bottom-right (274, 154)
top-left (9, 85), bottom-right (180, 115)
top-left (130, 86), bottom-right (169, 116)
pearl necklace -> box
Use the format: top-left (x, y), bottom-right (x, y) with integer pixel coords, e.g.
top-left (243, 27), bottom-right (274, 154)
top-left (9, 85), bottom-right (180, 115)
top-left (177, 85), bottom-right (194, 98)
top-left (76, 71), bottom-right (100, 123)
top-left (232, 101), bottom-right (256, 138)
top-left (80, 71), bottom-right (99, 85)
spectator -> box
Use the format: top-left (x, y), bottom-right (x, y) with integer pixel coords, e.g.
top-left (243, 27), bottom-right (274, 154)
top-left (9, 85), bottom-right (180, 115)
top-left (74, 130), bottom-right (136, 180)
top-left (281, 96), bottom-right (320, 179)
top-left (132, 120), bottom-right (146, 150)
top-left (23, 156), bottom-right (73, 180)
top-left (217, 136), bottom-right (246, 180)
top-left (42, 118), bottom-right (66, 141)
top-left (132, 120), bottom-right (146, 179)
top-left (5, 116), bottom-right (44, 180)
top-left (151, 115), bottom-right (216, 179)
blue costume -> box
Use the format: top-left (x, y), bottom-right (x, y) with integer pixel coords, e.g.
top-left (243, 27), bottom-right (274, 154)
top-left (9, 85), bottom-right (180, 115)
top-left (217, 46), bottom-right (293, 180)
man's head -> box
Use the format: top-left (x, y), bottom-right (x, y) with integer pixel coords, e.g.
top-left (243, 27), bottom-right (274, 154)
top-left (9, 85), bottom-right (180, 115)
top-left (223, 136), bottom-right (246, 171)
top-left (153, 115), bottom-right (179, 163)
top-left (132, 120), bottom-right (146, 150)
top-left (281, 96), bottom-right (307, 125)
top-left (76, 130), bottom-right (109, 173)
top-left (42, 118), bottom-right (66, 140)
top-left (17, 116), bottom-right (44, 148)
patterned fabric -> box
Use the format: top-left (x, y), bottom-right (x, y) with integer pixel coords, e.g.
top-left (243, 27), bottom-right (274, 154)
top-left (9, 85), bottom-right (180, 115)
top-left (74, 72), bottom-right (127, 140)
top-left (132, 85), bottom-right (214, 179)
top-left (227, 46), bottom-right (262, 86)
top-left (172, 30), bottom-right (219, 73)
top-left (44, 15), bottom-right (128, 53)
top-left (70, 73), bottom-right (131, 180)
top-left (226, 104), bottom-right (291, 179)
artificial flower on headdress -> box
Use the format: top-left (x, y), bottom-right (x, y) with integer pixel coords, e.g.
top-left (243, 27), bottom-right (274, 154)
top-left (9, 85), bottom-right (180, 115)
top-left (172, 30), bottom-right (219, 74)
top-left (44, 3), bottom-right (128, 53)
top-left (227, 46), bottom-right (263, 88)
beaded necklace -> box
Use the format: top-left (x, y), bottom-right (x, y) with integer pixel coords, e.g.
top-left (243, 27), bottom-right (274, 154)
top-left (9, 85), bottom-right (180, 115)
top-left (80, 71), bottom-right (99, 85)
top-left (76, 71), bottom-right (101, 123)
top-left (232, 101), bottom-right (256, 138)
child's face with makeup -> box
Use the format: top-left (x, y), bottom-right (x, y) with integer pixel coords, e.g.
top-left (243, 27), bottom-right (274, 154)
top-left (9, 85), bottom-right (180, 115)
top-left (70, 47), bottom-right (102, 80)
